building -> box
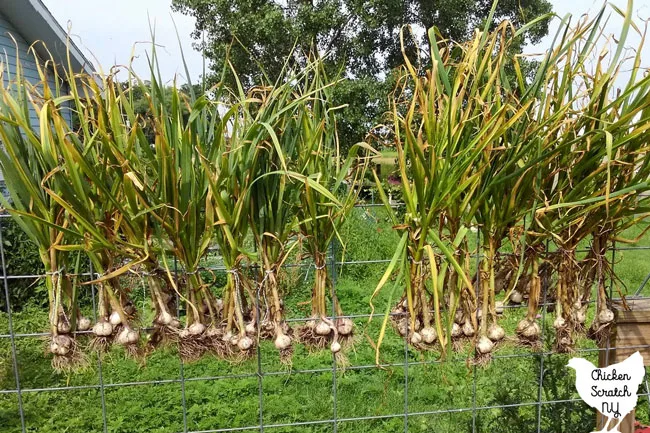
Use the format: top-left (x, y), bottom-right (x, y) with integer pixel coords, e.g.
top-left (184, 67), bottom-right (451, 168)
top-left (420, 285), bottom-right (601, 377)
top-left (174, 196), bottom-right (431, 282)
top-left (0, 0), bottom-right (94, 185)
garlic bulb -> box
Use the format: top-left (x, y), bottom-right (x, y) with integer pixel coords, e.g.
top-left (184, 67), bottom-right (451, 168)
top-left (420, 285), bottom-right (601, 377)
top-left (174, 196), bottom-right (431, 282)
top-left (451, 323), bottom-right (462, 338)
top-left (397, 319), bottom-right (408, 336)
top-left (462, 320), bottom-right (475, 337)
top-left (157, 310), bottom-right (173, 326)
top-left (189, 322), bottom-right (206, 336)
top-left (238, 336), bottom-right (253, 351)
top-left (337, 318), bottom-right (354, 336)
top-left (517, 319), bottom-right (540, 338)
top-left (93, 320), bottom-right (113, 337)
top-left (206, 327), bottom-right (221, 338)
top-left (598, 309), bottom-right (614, 324)
top-left (117, 327), bottom-right (139, 345)
top-left (57, 320), bottom-right (71, 334)
top-left (487, 324), bottom-right (505, 341)
top-left (50, 335), bottom-right (72, 356)
top-left (245, 321), bottom-right (257, 334)
top-left (421, 327), bottom-right (437, 344)
top-left (77, 317), bottom-right (92, 332)
top-left (109, 311), bottom-right (122, 326)
top-left (315, 321), bottom-right (331, 336)
top-left (274, 333), bottom-right (291, 350)
top-left (477, 336), bottom-right (494, 354)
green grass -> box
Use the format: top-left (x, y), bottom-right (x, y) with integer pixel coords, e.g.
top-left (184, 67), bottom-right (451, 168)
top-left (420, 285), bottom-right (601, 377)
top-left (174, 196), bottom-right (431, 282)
top-left (0, 212), bottom-right (649, 432)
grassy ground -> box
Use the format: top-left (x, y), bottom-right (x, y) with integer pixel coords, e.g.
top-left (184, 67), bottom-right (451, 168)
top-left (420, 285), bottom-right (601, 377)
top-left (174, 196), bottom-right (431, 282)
top-left (0, 209), bottom-right (649, 433)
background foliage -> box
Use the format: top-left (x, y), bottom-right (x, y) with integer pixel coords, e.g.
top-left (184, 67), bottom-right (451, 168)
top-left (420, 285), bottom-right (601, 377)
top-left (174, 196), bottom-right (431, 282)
top-left (170, 0), bottom-right (553, 151)
top-left (0, 218), bottom-right (45, 311)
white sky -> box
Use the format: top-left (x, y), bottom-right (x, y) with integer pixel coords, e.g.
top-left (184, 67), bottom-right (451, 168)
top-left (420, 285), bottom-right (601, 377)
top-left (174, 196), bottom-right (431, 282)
top-left (41, 0), bottom-right (206, 85)
top-left (41, 0), bottom-right (650, 84)
top-left (525, 0), bottom-right (650, 82)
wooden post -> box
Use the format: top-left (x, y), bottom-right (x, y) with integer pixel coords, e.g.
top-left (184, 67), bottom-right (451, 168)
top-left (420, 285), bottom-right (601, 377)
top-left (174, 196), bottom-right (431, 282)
top-left (598, 298), bottom-right (650, 433)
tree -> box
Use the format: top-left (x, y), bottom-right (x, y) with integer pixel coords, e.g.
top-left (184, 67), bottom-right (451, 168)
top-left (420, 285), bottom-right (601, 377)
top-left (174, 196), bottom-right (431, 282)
top-left (171, 0), bottom-right (553, 150)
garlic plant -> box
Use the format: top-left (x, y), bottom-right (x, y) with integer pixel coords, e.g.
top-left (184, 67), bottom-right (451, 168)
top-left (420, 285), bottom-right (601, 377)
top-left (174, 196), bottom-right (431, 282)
top-left (1, 0), bottom-right (650, 370)
top-left (0, 50), bottom-right (81, 369)
top-left (372, 0), bottom-right (650, 361)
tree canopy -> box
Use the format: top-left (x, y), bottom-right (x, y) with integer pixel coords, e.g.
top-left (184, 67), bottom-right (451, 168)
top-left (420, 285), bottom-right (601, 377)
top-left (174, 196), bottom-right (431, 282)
top-left (172, 0), bottom-right (553, 149)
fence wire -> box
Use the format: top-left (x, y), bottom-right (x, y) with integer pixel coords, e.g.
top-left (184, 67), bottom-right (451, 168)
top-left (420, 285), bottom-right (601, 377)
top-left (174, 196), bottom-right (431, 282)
top-left (1, 209), bottom-right (650, 433)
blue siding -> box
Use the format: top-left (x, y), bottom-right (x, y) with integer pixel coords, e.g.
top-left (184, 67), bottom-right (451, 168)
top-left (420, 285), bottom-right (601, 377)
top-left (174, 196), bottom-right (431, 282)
top-left (0, 10), bottom-right (74, 182)
top-left (0, 11), bottom-right (73, 130)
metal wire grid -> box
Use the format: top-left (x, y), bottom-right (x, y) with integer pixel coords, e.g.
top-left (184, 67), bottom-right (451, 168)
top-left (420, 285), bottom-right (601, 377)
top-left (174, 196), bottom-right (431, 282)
top-left (1, 210), bottom-right (650, 433)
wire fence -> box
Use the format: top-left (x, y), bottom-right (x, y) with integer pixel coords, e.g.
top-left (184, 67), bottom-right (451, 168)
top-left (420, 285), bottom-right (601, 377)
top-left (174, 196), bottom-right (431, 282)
top-left (2, 207), bottom-right (650, 433)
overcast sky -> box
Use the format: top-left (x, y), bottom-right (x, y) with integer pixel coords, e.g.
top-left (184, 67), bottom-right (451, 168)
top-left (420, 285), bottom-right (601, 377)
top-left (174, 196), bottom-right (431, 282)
top-left (527, 0), bottom-right (650, 75)
top-left (41, 0), bottom-right (205, 85)
top-left (41, 0), bottom-right (650, 84)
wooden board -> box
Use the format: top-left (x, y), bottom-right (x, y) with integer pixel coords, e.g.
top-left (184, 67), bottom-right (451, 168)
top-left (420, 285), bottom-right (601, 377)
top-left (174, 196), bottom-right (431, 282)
top-left (601, 322), bottom-right (650, 363)
top-left (595, 412), bottom-right (634, 432)
top-left (614, 299), bottom-right (650, 323)
top-left (597, 299), bottom-right (650, 433)
top-left (598, 332), bottom-right (636, 433)
top-left (602, 299), bottom-right (650, 365)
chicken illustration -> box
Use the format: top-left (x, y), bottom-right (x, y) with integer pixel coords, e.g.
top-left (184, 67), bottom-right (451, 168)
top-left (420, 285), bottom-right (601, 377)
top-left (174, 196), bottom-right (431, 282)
top-left (568, 351), bottom-right (645, 433)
